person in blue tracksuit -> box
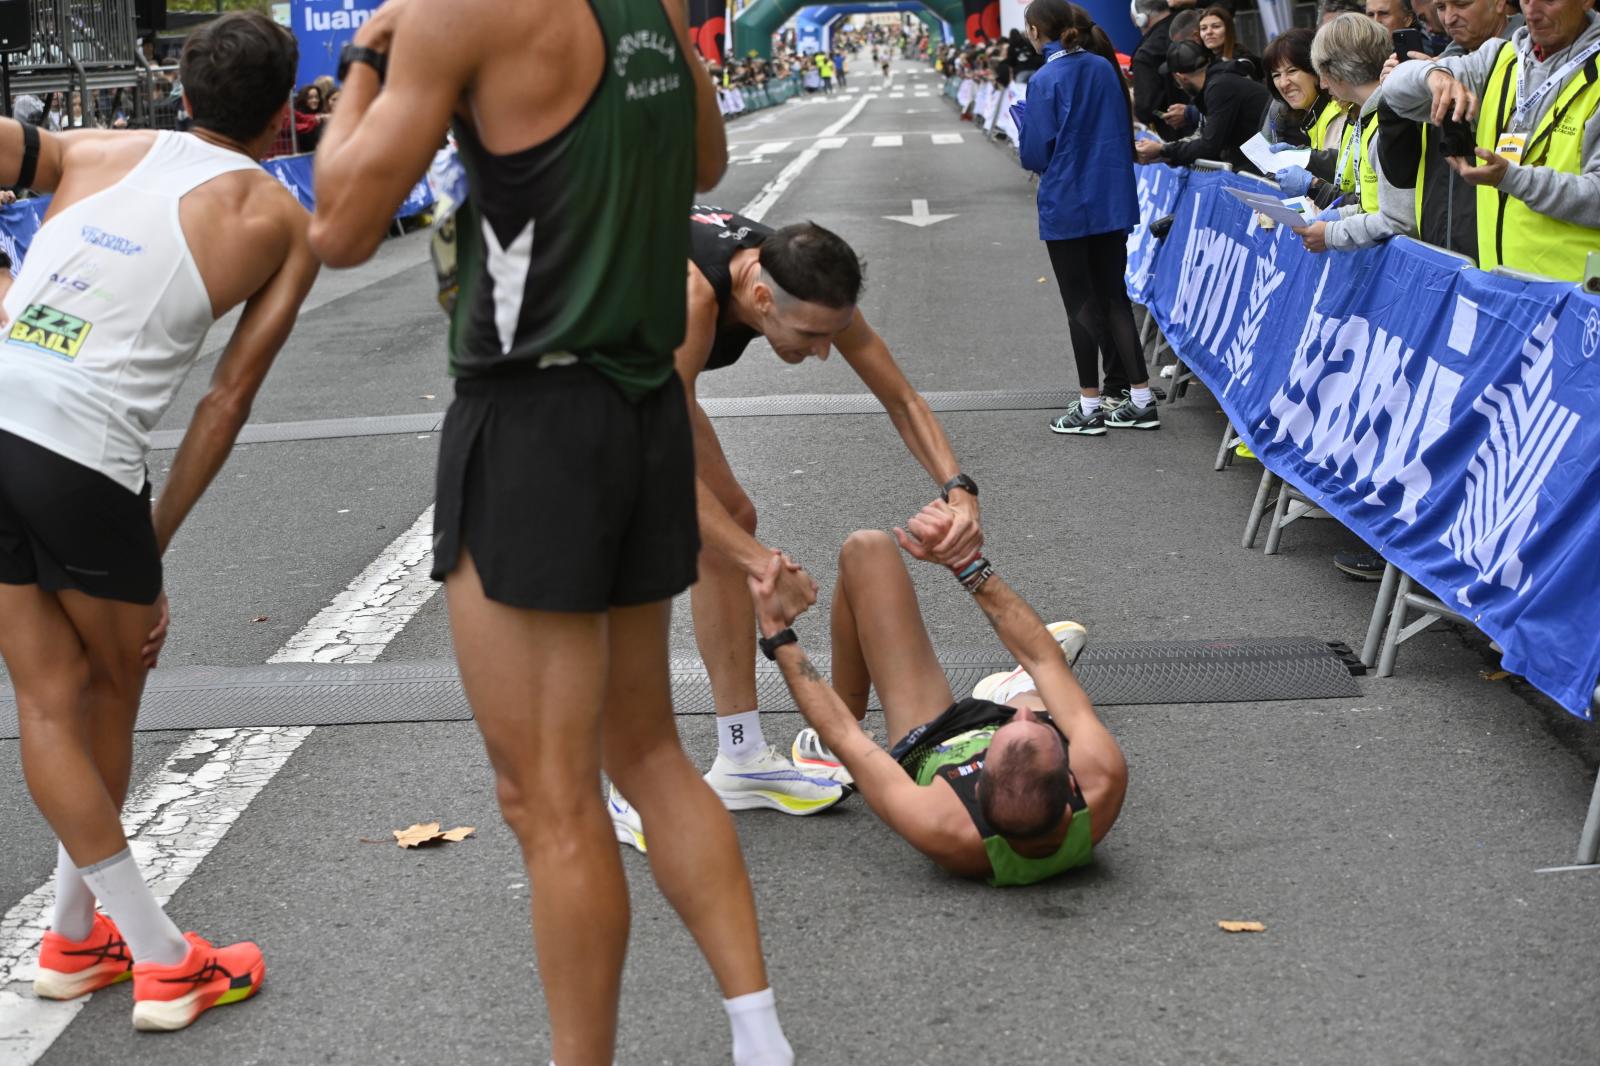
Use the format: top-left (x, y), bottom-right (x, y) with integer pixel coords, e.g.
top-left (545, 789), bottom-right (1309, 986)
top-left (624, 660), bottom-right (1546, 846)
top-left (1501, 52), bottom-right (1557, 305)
top-left (1016, 0), bottom-right (1159, 435)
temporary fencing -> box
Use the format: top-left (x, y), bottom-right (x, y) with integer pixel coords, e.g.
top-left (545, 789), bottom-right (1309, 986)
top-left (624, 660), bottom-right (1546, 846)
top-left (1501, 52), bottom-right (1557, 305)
top-left (718, 74), bottom-right (803, 118)
top-left (1127, 165), bottom-right (1600, 726)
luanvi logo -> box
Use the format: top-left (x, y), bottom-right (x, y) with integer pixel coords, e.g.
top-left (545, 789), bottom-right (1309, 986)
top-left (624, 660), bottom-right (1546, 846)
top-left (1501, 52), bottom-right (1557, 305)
top-left (8, 303), bottom-right (93, 360)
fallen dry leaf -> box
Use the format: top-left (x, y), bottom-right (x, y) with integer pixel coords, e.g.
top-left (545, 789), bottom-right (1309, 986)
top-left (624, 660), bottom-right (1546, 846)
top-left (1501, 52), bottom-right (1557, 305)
top-left (250, 616), bottom-right (269, 623)
top-left (393, 821), bottom-right (476, 848)
top-left (1218, 920), bottom-right (1266, 934)
top-left (1480, 670), bottom-right (1510, 682)
top-left (1037, 277), bottom-right (1047, 284)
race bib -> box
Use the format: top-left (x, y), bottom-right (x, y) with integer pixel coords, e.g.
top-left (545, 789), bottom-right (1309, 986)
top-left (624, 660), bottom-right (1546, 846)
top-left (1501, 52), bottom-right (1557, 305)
top-left (1494, 132), bottom-right (1526, 163)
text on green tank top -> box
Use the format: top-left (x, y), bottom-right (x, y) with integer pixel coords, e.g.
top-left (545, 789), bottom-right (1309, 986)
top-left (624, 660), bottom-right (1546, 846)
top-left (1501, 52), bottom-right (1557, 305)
top-left (448, 0), bottom-right (695, 401)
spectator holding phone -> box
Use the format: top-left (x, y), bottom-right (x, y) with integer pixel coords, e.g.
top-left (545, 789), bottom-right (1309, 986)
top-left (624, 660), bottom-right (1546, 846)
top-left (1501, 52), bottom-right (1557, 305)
top-left (1135, 40), bottom-right (1271, 172)
top-left (1378, 0), bottom-right (1600, 281)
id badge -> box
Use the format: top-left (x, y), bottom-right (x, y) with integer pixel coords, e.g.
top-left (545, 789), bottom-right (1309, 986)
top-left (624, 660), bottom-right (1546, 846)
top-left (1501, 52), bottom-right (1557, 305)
top-left (1495, 133), bottom-right (1526, 163)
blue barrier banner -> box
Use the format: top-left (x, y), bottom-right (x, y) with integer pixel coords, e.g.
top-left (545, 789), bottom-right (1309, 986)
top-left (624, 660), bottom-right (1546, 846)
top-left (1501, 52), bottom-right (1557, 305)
top-left (1124, 162), bottom-right (1184, 305)
top-left (290, 0), bottom-right (385, 88)
top-left (0, 197), bottom-right (50, 274)
top-left (1135, 168), bottom-right (1600, 718)
top-left (262, 153), bottom-right (432, 220)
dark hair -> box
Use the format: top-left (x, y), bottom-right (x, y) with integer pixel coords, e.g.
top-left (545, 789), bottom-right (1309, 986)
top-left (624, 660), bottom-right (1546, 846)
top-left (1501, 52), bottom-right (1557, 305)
top-left (1167, 39), bottom-right (1215, 75)
top-left (979, 732), bottom-right (1072, 840)
top-left (1198, 6), bottom-right (1238, 60)
top-left (1169, 9), bottom-right (1203, 42)
top-left (295, 85), bottom-right (323, 113)
top-left (1022, 0), bottom-right (1133, 128)
top-left (1262, 27), bottom-right (1325, 113)
top-left (180, 12), bottom-right (297, 142)
top-left (759, 222), bottom-right (864, 309)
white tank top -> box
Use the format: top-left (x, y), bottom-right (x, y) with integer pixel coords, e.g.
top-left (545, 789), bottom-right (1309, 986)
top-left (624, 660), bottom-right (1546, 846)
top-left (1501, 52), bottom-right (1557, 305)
top-left (0, 132), bottom-right (261, 493)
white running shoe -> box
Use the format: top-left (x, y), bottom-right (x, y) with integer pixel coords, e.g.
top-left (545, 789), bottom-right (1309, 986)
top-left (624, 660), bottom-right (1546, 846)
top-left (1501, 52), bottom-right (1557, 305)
top-left (704, 745), bottom-right (847, 815)
top-left (608, 784), bottom-right (647, 854)
top-left (791, 727), bottom-right (852, 786)
top-left (972, 620), bottom-right (1089, 704)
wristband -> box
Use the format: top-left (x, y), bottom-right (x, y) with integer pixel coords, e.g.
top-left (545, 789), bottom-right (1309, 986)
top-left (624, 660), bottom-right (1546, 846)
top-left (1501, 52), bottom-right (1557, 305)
top-left (954, 556), bottom-right (993, 592)
top-left (16, 122), bottom-right (38, 190)
top-left (758, 627), bottom-right (798, 661)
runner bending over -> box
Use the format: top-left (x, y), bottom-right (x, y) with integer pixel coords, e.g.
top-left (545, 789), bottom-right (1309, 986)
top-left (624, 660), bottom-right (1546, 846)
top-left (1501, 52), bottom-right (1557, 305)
top-left (610, 208), bottom-right (985, 842)
top-left (753, 504), bottom-right (1128, 886)
top-left (0, 12), bottom-right (318, 1029)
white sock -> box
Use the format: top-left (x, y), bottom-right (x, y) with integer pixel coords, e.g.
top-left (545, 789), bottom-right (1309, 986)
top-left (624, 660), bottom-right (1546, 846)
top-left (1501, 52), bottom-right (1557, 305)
top-left (1079, 393), bottom-right (1101, 415)
top-left (51, 843), bottom-right (95, 941)
top-left (77, 849), bottom-right (188, 966)
top-left (1131, 386), bottom-right (1154, 408)
top-left (717, 709), bottom-right (765, 763)
top-left (725, 987), bottom-right (794, 1066)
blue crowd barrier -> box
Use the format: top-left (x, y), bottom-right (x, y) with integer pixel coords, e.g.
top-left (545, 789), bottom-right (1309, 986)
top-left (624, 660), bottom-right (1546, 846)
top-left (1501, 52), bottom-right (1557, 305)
top-left (1127, 166), bottom-right (1600, 720)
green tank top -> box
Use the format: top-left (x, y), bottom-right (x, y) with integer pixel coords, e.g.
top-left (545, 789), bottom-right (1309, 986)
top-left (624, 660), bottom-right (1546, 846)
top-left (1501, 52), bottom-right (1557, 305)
top-left (447, 0), bottom-right (695, 401)
top-left (915, 726), bottom-right (1095, 888)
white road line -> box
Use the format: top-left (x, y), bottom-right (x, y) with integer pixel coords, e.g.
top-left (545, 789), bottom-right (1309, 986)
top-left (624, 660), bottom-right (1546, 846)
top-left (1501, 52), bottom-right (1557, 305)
top-left (0, 507), bottom-right (441, 1063)
top-left (742, 94), bottom-right (874, 222)
top-left (889, 93), bottom-right (905, 99)
top-left (751, 141), bottom-right (792, 156)
top-left (932, 133), bottom-right (964, 145)
top-left (871, 135), bottom-right (903, 148)
top-left (814, 137), bottom-right (848, 149)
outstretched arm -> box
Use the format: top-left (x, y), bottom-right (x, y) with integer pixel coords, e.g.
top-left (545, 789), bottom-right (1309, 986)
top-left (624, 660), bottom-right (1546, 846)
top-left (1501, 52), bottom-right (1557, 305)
top-left (836, 311), bottom-right (982, 566)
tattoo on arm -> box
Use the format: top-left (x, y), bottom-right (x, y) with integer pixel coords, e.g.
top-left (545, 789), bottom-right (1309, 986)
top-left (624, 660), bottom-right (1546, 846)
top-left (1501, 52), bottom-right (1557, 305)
top-left (796, 653), bottom-right (825, 685)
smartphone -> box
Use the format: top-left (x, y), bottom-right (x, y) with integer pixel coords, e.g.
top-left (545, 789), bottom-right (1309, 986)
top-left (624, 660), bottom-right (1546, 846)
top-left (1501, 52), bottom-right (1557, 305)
top-left (1438, 117), bottom-right (1477, 158)
top-left (1585, 251), bottom-right (1600, 295)
top-left (1392, 28), bottom-right (1433, 61)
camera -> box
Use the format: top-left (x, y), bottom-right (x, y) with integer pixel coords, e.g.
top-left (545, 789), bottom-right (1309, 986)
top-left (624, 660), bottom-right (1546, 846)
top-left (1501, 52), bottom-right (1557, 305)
top-left (1438, 118), bottom-right (1476, 159)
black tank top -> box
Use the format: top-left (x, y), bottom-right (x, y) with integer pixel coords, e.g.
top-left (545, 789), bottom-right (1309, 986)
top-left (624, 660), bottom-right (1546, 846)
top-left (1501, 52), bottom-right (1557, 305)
top-left (689, 206), bottom-right (772, 371)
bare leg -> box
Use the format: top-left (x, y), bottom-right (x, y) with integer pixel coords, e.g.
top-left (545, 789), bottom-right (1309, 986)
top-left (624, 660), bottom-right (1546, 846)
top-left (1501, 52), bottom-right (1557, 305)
top-left (831, 530), bottom-right (953, 747)
top-left (0, 583), bottom-right (155, 867)
top-left (690, 418), bottom-right (762, 726)
top-left (446, 551), bottom-right (624, 1066)
top-left (601, 601), bottom-right (768, 998)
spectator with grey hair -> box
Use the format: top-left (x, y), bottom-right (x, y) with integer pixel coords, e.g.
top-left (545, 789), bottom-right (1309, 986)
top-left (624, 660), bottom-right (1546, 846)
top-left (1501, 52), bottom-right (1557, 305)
top-left (1290, 13), bottom-right (1417, 252)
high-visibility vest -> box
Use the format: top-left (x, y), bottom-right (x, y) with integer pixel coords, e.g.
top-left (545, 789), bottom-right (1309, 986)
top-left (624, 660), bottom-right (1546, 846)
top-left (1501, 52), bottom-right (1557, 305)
top-left (1356, 110), bottom-right (1381, 213)
top-left (1475, 39), bottom-right (1600, 280)
top-left (1307, 97), bottom-right (1346, 152)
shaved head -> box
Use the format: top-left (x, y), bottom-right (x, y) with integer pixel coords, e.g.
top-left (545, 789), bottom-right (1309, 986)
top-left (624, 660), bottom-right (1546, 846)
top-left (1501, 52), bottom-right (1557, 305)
top-left (980, 722), bottom-right (1072, 840)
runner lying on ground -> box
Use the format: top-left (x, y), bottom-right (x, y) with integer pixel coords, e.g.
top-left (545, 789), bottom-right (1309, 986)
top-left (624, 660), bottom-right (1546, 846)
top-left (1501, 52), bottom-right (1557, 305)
top-left (750, 504), bottom-right (1129, 886)
top-left (609, 208), bottom-right (985, 839)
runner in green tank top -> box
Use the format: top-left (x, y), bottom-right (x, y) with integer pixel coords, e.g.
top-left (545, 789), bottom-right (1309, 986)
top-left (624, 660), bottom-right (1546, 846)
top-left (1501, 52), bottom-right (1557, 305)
top-left (751, 503), bottom-right (1129, 888)
top-left (307, 2), bottom-right (796, 1063)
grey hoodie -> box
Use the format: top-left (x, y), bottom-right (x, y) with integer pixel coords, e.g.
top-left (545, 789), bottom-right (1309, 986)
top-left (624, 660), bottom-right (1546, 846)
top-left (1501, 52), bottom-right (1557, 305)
top-left (1377, 12), bottom-right (1600, 230)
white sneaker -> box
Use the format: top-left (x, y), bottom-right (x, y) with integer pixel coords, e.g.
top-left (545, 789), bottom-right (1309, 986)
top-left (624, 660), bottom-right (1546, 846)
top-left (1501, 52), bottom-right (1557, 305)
top-left (972, 620), bottom-right (1089, 704)
top-left (608, 784), bottom-right (647, 854)
top-left (704, 745), bottom-right (847, 815)
top-left (791, 727), bottom-right (852, 786)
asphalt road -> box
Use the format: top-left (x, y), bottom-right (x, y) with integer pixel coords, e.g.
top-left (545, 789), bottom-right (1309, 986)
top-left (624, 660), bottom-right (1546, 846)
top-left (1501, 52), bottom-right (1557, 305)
top-left (2, 58), bottom-right (1598, 1066)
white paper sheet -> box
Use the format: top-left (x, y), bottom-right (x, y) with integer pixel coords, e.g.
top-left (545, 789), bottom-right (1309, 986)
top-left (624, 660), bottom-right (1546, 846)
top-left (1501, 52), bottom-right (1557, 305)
top-left (1242, 133), bottom-right (1311, 176)
top-left (1224, 186), bottom-right (1316, 230)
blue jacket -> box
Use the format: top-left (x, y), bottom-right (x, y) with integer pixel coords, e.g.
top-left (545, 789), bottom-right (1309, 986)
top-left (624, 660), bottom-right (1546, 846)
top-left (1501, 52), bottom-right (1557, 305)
top-left (1017, 43), bottom-right (1139, 241)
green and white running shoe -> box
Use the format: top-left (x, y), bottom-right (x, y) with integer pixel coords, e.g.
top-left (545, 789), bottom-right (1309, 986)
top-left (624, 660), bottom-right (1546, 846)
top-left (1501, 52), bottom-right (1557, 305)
top-left (704, 746), bottom-right (847, 815)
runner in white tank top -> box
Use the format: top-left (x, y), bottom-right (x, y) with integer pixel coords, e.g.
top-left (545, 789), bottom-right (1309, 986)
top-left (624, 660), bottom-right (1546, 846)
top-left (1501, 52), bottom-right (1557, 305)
top-left (0, 13), bottom-right (320, 1034)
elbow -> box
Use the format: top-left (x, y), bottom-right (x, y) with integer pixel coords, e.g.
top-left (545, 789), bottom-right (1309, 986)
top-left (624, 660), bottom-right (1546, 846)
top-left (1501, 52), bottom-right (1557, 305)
top-left (307, 212), bottom-right (380, 269)
top-left (696, 157), bottom-right (728, 193)
top-left (198, 386), bottom-right (253, 431)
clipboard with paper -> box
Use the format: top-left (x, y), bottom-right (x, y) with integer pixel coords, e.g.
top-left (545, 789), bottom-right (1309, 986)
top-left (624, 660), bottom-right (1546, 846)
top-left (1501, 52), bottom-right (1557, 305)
top-left (1224, 186), bottom-right (1317, 230)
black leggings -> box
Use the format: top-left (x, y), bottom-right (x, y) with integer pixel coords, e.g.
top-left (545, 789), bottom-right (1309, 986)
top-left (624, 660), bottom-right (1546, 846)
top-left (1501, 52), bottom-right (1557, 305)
top-left (1045, 231), bottom-right (1146, 393)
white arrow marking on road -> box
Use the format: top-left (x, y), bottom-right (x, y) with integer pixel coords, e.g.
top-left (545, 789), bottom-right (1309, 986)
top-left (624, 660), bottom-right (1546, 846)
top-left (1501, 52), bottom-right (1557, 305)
top-left (884, 199), bottom-right (957, 228)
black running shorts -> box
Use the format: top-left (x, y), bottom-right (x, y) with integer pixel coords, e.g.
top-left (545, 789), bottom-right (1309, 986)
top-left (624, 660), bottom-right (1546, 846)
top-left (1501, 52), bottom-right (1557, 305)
top-left (0, 428), bottom-right (162, 605)
top-left (431, 363), bottom-right (700, 611)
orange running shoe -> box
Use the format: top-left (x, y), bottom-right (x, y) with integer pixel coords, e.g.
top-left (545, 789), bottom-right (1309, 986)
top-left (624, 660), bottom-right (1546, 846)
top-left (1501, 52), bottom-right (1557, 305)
top-left (34, 912), bottom-right (134, 1000)
top-left (130, 933), bottom-right (264, 1032)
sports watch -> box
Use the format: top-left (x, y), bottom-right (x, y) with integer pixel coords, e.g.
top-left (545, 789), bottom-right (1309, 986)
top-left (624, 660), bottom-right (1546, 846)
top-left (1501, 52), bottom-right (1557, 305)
top-left (337, 44), bottom-right (388, 84)
top-left (758, 628), bottom-right (799, 661)
top-left (940, 473), bottom-right (979, 502)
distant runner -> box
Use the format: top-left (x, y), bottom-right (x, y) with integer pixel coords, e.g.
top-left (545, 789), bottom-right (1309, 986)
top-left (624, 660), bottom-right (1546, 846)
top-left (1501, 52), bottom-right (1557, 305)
top-left (0, 12), bottom-right (318, 1030)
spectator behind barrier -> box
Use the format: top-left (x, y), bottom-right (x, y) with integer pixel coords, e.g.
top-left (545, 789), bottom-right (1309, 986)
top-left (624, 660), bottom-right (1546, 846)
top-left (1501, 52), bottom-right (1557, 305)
top-left (1374, 0), bottom-right (1514, 258)
top-left (1368, 0), bottom-right (1421, 31)
top-left (1131, 0), bottom-right (1188, 139)
top-left (1262, 27), bottom-right (1350, 160)
top-left (293, 84), bottom-right (328, 151)
top-left (1199, 7), bottom-right (1263, 79)
top-left (1378, 0), bottom-right (1600, 280)
top-left (1319, 0), bottom-right (1367, 23)
top-left (1291, 13), bottom-right (1418, 252)
top-left (1134, 39), bottom-right (1272, 172)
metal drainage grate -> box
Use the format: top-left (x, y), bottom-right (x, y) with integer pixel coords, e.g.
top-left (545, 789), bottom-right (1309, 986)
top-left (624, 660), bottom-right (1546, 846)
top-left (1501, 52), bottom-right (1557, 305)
top-left (147, 390), bottom-right (1078, 450)
top-left (0, 637), bottom-right (1359, 739)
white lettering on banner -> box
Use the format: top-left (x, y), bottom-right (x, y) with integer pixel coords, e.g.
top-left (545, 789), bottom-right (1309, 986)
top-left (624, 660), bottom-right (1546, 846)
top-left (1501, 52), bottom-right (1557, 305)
top-left (1220, 240), bottom-right (1285, 392)
top-left (1170, 198), bottom-right (1250, 353)
top-left (1584, 309), bottom-right (1599, 360)
top-left (1264, 261), bottom-right (1463, 523)
top-left (303, 0), bottom-right (372, 33)
top-left (1442, 313), bottom-right (1580, 605)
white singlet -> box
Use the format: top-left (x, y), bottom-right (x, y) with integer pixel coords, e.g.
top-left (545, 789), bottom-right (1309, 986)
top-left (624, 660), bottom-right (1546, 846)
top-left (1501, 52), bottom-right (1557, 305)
top-left (0, 131), bottom-right (261, 493)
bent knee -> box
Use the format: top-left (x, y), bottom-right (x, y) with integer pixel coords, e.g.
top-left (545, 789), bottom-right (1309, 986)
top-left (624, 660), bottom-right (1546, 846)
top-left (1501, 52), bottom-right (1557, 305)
top-left (840, 528), bottom-right (895, 568)
top-left (13, 659), bottom-right (92, 725)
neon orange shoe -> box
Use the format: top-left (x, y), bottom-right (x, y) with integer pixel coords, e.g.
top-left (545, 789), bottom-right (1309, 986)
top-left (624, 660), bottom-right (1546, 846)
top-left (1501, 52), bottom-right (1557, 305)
top-left (34, 912), bottom-right (134, 1000)
top-left (130, 933), bottom-right (264, 1032)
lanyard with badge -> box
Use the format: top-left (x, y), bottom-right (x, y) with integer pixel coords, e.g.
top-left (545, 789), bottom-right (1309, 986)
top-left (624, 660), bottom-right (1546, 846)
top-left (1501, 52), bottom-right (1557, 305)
top-left (1497, 38), bottom-right (1600, 162)
top-left (1333, 108), bottom-right (1370, 192)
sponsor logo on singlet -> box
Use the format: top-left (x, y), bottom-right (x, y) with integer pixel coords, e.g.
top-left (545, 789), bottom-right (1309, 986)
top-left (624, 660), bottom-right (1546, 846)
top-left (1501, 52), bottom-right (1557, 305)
top-left (8, 303), bottom-right (93, 360)
top-left (80, 226), bottom-right (143, 257)
top-left (614, 29), bottom-right (682, 102)
top-left (47, 271), bottom-right (113, 304)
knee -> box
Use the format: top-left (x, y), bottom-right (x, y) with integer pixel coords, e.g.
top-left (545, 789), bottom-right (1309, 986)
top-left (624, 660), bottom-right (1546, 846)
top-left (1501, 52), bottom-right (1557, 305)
top-left (492, 766), bottom-right (600, 853)
top-left (14, 658), bottom-right (91, 727)
top-left (839, 528), bottom-right (895, 572)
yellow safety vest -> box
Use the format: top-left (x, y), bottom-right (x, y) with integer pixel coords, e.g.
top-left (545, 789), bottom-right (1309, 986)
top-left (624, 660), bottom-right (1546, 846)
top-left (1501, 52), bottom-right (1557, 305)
top-left (1357, 111), bottom-right (1381, 213)
top-left (1476, 40), bottom-right (1600, 280)
top-left (1307, 97), bottom-right (1346, 152)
